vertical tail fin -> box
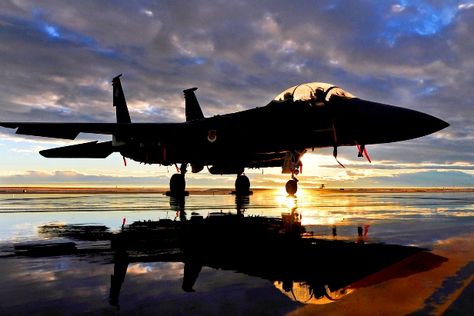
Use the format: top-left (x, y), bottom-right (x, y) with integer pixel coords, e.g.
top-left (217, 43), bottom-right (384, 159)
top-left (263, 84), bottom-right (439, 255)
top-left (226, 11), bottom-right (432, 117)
top-left (183, 87), bottom-right (204, 122)
top-left (112, 74), bottom-right (131, 123)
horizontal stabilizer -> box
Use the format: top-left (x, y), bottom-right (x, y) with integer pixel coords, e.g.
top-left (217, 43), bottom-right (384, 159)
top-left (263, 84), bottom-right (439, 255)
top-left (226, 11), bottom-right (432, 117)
top-left (40, 141), bottom-right (114, 158)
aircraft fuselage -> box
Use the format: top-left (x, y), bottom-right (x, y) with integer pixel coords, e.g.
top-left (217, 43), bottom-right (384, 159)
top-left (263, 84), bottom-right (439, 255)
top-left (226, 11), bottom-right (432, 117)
top-left (120, 97), bottom-right (447, 169)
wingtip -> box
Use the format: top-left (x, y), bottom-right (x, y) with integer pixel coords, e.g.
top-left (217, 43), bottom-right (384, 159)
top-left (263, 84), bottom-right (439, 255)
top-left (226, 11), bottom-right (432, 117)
top-left (0, 123), bottom-right (18, 129)
top-left (39, 149), bottom-right (48, 158)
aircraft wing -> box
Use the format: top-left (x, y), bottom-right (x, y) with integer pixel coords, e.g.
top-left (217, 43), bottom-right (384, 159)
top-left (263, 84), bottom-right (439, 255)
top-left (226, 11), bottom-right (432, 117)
top-left (0, 123), bottom-right (118, 140)
top-left (0, 122), bottom-right (180, 140)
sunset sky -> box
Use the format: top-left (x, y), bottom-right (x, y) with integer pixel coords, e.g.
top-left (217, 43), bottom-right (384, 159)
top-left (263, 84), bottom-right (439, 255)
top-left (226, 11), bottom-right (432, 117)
top-left (0, 0), bottom-right (473, 188)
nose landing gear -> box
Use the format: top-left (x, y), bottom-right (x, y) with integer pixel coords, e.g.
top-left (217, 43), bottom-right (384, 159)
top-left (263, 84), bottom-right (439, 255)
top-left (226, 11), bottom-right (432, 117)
top-left (285, 176), bottom-right (298, 196)
top-left (282, 150), bottom-right (304, 196)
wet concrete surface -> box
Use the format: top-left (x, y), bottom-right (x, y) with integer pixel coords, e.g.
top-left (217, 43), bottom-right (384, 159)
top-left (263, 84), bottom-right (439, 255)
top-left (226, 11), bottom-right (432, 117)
top-left (0, 189), bottom-right (472, 315)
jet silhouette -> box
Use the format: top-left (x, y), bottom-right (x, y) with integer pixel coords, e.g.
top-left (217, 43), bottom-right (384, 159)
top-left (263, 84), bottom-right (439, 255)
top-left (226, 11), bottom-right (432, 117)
top-left (0, 75), bottom-right (449, 194)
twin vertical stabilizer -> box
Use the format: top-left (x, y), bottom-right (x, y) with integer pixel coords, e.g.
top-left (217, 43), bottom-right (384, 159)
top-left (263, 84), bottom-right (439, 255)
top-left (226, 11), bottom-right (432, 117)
top-left (112, 76), bottom-right (204, 124)
top-left (183, 87), bottom-right (204, 122)
top-left (112, 74), bottom-right (131, 124)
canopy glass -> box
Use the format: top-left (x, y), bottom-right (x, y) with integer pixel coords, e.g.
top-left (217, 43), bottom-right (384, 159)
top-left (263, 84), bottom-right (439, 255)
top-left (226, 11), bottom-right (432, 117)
top-left (273, 82), bottom-right (356, 103)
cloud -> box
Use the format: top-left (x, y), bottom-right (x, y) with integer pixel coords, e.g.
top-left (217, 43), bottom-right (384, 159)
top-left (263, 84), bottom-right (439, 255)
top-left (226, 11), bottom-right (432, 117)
top-left (458, 3), bottom-right (474, 10)
top-left (0, 169), bottom-right (170, 186)
top-left (1, 167), bottom-right (472, 188)
top-left (362, 170), bottom-right (474, 187)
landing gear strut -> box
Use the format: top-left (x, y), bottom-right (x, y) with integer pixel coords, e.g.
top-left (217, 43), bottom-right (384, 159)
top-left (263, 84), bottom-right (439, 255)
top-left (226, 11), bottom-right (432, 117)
top-left (166, 163), bottom-right (189, 197)
top-left (234, 174), bottom-right (252, 196)
top-left (282, 150), bottom-right (304, 195)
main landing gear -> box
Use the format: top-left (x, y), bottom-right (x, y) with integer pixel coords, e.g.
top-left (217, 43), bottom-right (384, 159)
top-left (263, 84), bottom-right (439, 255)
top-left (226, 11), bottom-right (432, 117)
top-left (167, 164), bottom-right (297, 196)
top-left (233, 174), bottom-right (252, 196)
top-left (166, 163), bottom-right (189, 197)
top-left (232, 172), bottom-right (298, 197)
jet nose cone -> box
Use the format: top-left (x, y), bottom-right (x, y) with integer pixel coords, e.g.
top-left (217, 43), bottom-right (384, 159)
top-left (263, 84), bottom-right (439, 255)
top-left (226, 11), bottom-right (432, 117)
top-left (428, 115), bottom-right (450, 134)
top-left (403, 110), bottom-right (449, 139)
top-left (336, 99), bottom-right (449, 145)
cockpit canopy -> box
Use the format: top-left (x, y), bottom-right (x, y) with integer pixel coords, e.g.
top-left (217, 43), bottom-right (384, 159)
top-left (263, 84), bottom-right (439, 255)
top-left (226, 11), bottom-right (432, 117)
top-left (273, 82), bottom-right (356, 103)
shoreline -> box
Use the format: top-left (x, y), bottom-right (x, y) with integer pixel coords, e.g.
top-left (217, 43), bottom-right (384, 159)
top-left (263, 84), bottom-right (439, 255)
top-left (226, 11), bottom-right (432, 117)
top-left (0, 186), bottom-right (472, 195)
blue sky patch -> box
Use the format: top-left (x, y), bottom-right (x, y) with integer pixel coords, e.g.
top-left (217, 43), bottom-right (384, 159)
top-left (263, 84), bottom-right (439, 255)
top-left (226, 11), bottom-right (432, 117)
top-left (43, 25), bottom-right (59, 38)
top-left (381, 0), bottom-right (460, 45)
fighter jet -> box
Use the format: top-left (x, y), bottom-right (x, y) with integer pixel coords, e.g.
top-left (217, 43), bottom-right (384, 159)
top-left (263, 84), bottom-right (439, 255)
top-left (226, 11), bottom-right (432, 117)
top-left (0, 75), bottom-right (448, 195)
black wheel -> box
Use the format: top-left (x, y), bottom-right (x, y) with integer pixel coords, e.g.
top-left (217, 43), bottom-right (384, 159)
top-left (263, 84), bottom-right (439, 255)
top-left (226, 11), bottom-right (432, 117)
top-left (285, 179), bottom-right (298, 195)
top-left (170, 173), bottom-right (186, 194)
top-left (235, 175), bottom-right (250, 196)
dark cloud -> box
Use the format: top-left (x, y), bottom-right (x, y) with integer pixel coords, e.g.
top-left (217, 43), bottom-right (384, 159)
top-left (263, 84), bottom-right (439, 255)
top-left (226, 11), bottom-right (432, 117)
top-left (362, 170), bottom-right (474, 187)
top-left (0, 0), bottom-right (472, 185)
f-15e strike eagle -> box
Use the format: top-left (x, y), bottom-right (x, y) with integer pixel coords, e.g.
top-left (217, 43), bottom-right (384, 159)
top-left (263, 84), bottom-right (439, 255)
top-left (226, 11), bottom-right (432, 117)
top-left (0, 75), bottom-right (448, 195)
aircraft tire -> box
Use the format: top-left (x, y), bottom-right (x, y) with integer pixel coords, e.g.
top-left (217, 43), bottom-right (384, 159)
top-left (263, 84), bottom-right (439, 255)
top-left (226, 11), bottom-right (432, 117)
top-left (285, 179), bottom-right (298, 195)
top-left (235, 175), bottom-right (250, 196)
top-left (170, 173), bottom-right (186, 194)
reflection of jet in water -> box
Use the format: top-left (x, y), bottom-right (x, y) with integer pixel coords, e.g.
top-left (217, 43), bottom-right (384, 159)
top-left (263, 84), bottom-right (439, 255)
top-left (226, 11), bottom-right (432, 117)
top-left (107, 216), bottom-right (446, 306)
top-left (0, 76), bottom-right (449, 195)
top-left (34, 198), bottom-right (446, 308)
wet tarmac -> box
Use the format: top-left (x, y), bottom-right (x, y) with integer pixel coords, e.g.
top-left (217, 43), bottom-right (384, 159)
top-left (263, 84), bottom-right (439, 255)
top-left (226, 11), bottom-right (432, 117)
top-left (0, 189), bottom-right (472, 315)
